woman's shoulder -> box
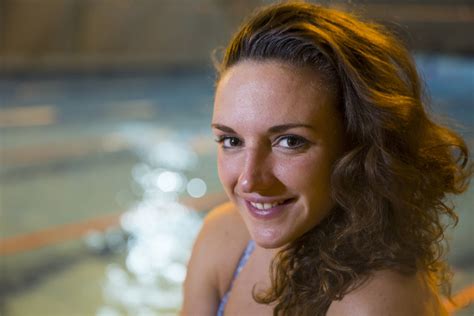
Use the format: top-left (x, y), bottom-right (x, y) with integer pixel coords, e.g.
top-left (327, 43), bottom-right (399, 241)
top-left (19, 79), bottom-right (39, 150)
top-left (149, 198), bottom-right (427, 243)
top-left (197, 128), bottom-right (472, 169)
top-left (201, 202), bottom-right (252, 292)
top-left (182, 201), bottom-right (251, 313)
top-left (203, 201), bottom-right (247, 234)
top-left (327, 269), bottom-right (448, 316)
top-left (200, 201), bottom-right (251, 254)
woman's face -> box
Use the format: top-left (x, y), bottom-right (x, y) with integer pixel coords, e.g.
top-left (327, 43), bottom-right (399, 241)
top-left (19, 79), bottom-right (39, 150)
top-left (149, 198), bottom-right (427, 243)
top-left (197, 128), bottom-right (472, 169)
top-left (212, 60), bottom-right (346, 249)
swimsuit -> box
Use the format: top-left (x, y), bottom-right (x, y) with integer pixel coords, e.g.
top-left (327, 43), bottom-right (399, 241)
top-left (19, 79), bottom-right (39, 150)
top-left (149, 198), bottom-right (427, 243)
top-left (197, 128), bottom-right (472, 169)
top-left (216, 240), bottom-right (256, 316)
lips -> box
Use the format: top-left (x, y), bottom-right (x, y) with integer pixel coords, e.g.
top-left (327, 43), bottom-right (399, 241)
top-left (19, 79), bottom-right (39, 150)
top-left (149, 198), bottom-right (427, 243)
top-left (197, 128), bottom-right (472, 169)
top-left (244, 198), bottom-right (294, 220)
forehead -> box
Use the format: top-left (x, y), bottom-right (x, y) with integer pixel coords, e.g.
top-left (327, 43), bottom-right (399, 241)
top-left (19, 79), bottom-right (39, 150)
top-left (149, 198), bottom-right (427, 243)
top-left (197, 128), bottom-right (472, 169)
top-left (213, 61), bottom-right (337, 126)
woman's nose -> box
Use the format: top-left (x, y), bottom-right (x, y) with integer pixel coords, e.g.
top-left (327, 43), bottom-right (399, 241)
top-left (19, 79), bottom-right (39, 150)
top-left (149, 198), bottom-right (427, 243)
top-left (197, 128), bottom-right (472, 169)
top-left (238, 149), bottom-right (276, 194)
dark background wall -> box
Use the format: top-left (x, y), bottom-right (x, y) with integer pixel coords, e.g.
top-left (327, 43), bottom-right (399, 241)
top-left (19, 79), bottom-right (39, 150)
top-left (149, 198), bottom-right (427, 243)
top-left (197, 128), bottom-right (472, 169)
top-left (0, 0), bottom-right (473, 72)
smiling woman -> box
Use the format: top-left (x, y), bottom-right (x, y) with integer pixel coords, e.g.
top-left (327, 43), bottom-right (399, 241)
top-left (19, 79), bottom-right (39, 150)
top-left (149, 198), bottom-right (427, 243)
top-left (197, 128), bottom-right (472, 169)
top-left (181, 1), bottom-right (472, 316)
top-left (212, 61), bottom-right (346, 250)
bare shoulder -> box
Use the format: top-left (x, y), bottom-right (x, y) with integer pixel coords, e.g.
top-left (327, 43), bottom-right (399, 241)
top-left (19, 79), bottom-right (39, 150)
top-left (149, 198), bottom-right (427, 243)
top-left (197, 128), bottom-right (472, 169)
top-left (203, 201), bottom-right (248, 237)
top-left (327, 270), bottom-right (448, 316)
top-left (181, 202), bottom-right (250, 315)
top-left (200, 201), bottom-right (250, 261)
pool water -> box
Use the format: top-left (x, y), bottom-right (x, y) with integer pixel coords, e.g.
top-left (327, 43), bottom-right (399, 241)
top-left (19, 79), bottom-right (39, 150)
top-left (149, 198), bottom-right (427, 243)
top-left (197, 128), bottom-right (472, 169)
top-left (0, 54), bottom-right (472, 315)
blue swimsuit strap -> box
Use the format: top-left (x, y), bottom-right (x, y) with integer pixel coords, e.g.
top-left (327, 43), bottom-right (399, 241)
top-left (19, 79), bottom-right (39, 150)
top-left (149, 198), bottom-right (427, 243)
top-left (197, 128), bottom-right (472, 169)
top-left (216, 240), bottom-right (256, 316)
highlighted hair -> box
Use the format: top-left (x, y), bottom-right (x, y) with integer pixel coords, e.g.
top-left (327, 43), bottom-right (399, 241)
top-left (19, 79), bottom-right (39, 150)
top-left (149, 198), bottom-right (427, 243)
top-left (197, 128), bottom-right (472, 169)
top-left (216, 1), bottom-right (472, 315)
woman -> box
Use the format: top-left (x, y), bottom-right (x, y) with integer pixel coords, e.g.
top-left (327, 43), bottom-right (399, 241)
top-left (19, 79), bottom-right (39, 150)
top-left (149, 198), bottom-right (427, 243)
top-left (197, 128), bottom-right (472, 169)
top-left (182, 1), bottom-right (471, 315)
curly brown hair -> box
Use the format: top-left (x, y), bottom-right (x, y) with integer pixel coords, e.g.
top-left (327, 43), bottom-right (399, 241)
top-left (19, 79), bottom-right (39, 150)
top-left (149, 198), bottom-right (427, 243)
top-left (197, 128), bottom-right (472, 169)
top-left (214, 1), bottom-right (472, 315)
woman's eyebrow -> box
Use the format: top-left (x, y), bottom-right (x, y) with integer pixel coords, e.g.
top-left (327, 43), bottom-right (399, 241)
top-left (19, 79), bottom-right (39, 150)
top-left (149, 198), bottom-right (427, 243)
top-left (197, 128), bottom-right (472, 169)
top-left (211, 124), bottom-right (236, 133)
top-left (268, 123), bottom-right (314, 133)
top-left (211, 123), bottom-right (314, 133)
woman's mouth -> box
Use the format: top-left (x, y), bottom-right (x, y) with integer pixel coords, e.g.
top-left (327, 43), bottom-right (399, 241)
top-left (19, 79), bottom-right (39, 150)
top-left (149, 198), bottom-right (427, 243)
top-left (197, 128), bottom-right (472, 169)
top-left (245, 198), bottom-right (295, 220)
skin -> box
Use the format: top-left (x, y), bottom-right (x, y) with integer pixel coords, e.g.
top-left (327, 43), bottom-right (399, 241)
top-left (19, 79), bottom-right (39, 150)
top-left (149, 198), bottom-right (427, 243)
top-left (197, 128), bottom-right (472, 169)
top-left (181, 60), bottom-right (447, 315)
top-left (211, 60), bottom-right (346, 250)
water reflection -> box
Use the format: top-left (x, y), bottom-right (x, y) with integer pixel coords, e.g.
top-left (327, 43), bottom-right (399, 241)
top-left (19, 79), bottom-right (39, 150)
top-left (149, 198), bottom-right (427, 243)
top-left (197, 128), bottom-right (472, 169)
top-left (95, 123), bottom-right (205, 315)
top-left (187, 178), bottom-right (207, 198)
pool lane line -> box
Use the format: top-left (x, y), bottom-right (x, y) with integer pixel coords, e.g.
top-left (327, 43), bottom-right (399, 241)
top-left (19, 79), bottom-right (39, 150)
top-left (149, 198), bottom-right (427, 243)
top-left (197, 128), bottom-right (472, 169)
top-left (0, 212), bottom-right (121, 256)
top-left (0, 105), bottom-right (57, 128)
top-left (0, 191), bottom-right (228, 256)
top-left (1, 134), bottom-right (130, 168)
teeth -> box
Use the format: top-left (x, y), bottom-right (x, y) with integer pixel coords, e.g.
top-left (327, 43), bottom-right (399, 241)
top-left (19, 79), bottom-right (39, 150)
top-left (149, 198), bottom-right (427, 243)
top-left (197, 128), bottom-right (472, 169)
top-left (250, 201), bottom-right (285, 210)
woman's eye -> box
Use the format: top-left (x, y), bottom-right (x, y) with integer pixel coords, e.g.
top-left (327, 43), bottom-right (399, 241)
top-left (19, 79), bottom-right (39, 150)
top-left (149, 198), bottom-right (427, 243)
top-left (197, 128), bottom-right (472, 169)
top-left (215, 136), bottom-right (242, 148)
top-left (214, 135), bottom-right (307, 150)
top-left (277, 135), bottom-right (307, 149)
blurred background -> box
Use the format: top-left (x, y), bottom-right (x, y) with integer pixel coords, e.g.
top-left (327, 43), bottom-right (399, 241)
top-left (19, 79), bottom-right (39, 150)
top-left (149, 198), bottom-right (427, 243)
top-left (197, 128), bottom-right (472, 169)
top-left (0, 0), bottom-right (472, 315)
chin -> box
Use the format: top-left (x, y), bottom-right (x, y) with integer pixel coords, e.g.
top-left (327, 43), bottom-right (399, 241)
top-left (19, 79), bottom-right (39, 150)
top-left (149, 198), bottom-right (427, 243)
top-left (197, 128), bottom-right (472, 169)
top-left (255, 239), bottom-right (286, 249)
top-left (250, 227), bottom-right (292, 249)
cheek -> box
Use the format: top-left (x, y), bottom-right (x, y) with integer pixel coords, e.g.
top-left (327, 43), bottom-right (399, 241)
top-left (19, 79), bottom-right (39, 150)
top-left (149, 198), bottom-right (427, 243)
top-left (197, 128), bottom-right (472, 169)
top-left (217, 152), bottom-right (240, 188)
top-left (306, 159), bottom-right (333, 189)
top-left (275, 153), bottom-right (333, 198)
top-left (300, 156), bottom-right (337, 214)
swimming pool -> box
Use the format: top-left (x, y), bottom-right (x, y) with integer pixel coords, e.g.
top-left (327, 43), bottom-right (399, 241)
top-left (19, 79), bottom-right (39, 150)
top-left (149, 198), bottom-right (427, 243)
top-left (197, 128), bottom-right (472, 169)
top-left (1, 54), bottom-right (472, 315)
